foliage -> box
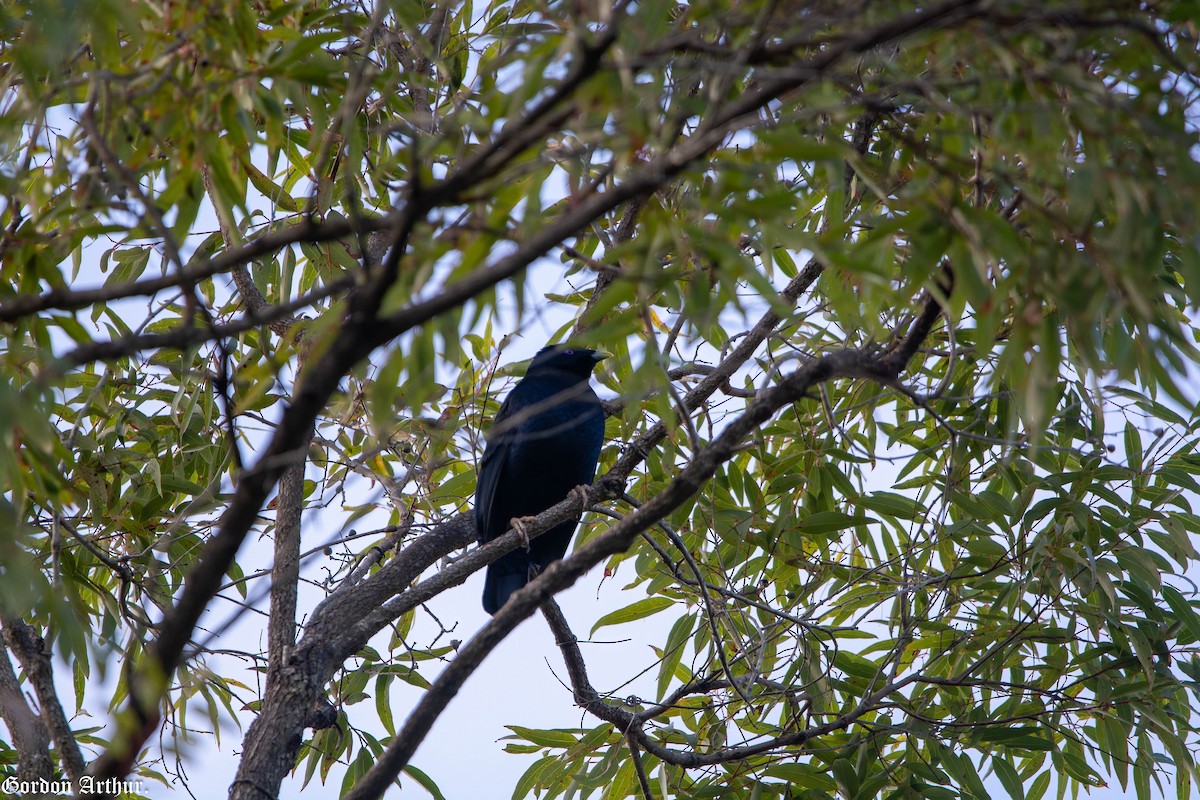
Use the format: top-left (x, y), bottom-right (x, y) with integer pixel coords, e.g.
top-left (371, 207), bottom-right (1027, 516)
top-left (1, 1), bottom-right (1199, 799)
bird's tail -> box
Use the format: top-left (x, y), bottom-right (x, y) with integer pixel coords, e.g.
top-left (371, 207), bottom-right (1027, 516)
top-left (482, 564), bottom-right (528, 615)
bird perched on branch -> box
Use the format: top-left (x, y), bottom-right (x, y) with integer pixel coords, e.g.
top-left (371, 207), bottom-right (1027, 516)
top-left (475, 345), bottom-right (608, 615)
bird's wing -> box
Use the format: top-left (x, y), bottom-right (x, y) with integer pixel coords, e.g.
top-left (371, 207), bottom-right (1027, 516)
top-left (474, 392), bottom-right (521, 545)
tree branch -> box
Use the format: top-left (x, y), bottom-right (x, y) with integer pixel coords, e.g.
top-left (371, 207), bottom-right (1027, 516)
top-left (0, 627), bottom-right (53, 784)
top-left (1, 618), bottom-right (86, 783)
top-left (0, 214), bottom-right (390, 324)
top-left (51, 271), bottom-right (356, 374)
top-left (267, 461), bottom-right (305, 678)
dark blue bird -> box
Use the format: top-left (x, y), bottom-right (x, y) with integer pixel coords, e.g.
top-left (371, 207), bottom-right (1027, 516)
top-left (475, 345), bottom-right (608, 615)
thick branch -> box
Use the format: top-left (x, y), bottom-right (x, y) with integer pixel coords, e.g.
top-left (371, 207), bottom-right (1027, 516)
top-left (0, 631), bottom-right (53, 783)
top-left (2, 618), bottom-right (86, 783)
top-left (267, 461), bottom-right (305, 677)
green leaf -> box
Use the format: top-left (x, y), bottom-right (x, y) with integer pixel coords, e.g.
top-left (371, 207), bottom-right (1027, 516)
top-left (833, 651), bottom-right (881, 682)
top-left (657, 612), bottom-right (694, 699)
top-left (974, 728), bottom-right (1056, 751)
top-left (763, 763), bottom-right (837, 791)
top-left (590, 597), bottom-right (674, 636)
top-left (511, 756), bottom-right (554, 800)
top-left (1125, 420), bottom-right (1143, 472)
top-left (1162, 585), bottom-right (1200, 643)
top-left (992, 757), bottom-right (1024, 800)
top-left (859, 491), bottom-right (926, 521)
top-left (798, 511), bottom-right (873, 535)
top-left (506, 726), bottom-right (580, 749)
top-left (375, 675), bottom-right (394, 736)
top-left (403, 765), bottom-right (447, 800)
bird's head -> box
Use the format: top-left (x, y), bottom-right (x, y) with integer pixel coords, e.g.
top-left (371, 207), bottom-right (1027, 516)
top-left (528, 345), bottom-right (610, 379)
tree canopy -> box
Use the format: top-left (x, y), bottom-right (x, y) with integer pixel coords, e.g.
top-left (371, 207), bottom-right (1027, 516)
top-left (2, 1), bottom-right (1200, 798)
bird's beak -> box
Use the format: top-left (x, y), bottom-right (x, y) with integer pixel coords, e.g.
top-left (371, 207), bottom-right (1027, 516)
top-left (592, 350), bottom-right (612, 362)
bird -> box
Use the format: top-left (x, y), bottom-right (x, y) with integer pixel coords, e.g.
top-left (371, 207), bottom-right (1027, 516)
top-left (475, 345), bottom-right (608, 615)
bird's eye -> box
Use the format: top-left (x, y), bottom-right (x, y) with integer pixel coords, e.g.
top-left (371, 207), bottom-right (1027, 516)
top-left (564, 349), bottom-right (575, 355)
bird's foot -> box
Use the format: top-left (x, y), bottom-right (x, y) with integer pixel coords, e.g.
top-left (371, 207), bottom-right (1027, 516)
top-left (569, 484), bottom-right (592, 508)
top-left (510, 515), bottom-right (538, 551)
